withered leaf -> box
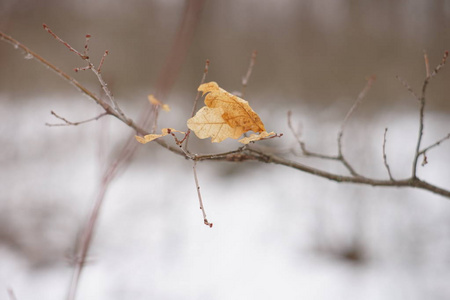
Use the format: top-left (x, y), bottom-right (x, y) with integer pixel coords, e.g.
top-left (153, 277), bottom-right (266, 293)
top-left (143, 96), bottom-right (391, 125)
top-left (198, 82), bottom-right (265, 133)
top-left (137, 82), bottom-right (276, 145)
top-left (187, 106), bottom-right (244, 143)
top-left (135, 128), bottom-right (184, 144)
top-left (238, 131), bottom-right (276, 144)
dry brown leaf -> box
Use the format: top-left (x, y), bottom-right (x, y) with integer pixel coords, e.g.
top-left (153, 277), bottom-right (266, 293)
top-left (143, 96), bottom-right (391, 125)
top-left (187, 106), bottom-right (244, 143)
top-left (198, 82), bottom-right (265, 133)
top-left (135, 128), bottom-right (184, 144)
top-left (148, 94), bottom-right (170, 112)
top-left (238, 131), bottom-right (276, 144)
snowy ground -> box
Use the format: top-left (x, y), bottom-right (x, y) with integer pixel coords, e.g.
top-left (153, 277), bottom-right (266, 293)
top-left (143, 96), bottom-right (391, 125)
top-left (1, 95), bottom-right (450, 299)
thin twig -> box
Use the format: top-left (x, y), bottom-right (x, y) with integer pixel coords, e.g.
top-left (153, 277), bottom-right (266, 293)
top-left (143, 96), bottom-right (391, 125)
top-left (419, 133), bottom-right (450, 155)
top-left (423, 50), bottom-right (430, 78)
top-left (97, 50), bottom-right (109, 73)
top-left (412, 51), bottom-right (449, 177)
top-left (395, 75), bottom-right (420, 101)
top-left (340, 75), bottom-right (376, 134)
top-left (46, 111), bottom-right (107, 126)
top-left (382, 128), bottom-right (394, 180)
top-left (83, 34), bottom-right (91, 58)
top-left (43, 24), bottom-right (87, 59)
top-left (192, 160), bottom-right (213, 227)
top-left (429, 50), bottom-right (449, 78)
top-left (189, 59), bottom-right (210, 119)
top-left (147, 0), bottom-right (207, 133)
top-left (336, 75), bottom-right (376, 176)
top-left (418, 133), bottom-right (450, 167)
top-left (287, 110), bottom-right (339, 160)
top-left (184, 59), bottom-right (210, 151)
top-left (241, 50), bottom-right (257, 98)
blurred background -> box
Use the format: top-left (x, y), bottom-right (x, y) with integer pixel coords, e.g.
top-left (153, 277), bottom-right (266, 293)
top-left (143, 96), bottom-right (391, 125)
top-left (1, 0), bottom-right (450, 299)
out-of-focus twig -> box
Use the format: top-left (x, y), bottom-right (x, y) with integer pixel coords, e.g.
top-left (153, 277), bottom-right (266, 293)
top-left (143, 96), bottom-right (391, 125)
top-left (337, 75), bottom-right (376, 177)
top-left (395, 75), bottom-right (420, 101)
top-left (382, 128), bottom-right (394, 180)
top-left (424, 50), bottom-right (430, 78)
top-left (241, 50), bottom-right (257, 98)
top-left (7, 287), bottom-right (17, 300)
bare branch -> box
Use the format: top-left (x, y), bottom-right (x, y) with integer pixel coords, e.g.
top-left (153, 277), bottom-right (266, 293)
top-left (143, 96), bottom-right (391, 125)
top-left (193, 160), bottom-right (213, 227)
top-left (241, 50), bottom-right (257, 98)
top-left (46, 111), bottom-right (107, 126)
top-left (382, 128), bottom-right (394, 180)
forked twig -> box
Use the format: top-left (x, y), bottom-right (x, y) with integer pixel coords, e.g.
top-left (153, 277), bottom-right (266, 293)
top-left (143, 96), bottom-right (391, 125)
top-left (193, 160), bottom-right (213, 227)
top-left (412, 51), bottom-right (449, 177)
top-left (382, 128), bottom-right (394, 180)
top-left (43, 24), bottom-right (125, 120)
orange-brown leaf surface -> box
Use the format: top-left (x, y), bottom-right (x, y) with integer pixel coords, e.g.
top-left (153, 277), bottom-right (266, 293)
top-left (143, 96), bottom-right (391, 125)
top-left (198, 82), bottom-right (265, 133)
top-left (187, 106), bottom-right (244, 143)
top-left (238, 131), bottom-right (276, 144)
top-left (135, 128), bottom-right (183, 144)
